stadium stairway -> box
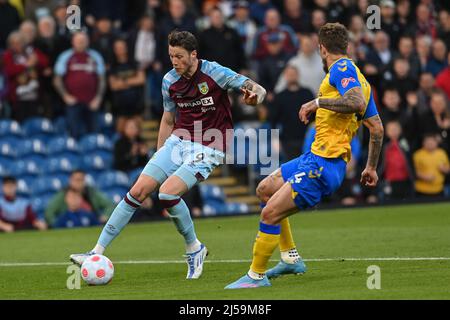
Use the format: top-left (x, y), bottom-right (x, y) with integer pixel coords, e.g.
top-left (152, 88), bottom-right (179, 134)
top-left (140, 120), bottom-right (261, 214)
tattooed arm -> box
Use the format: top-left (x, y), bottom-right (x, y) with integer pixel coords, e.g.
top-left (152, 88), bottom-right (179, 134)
top-left (318, 87), bottom-right (366, 114)
top-left (299, 87), bottom-right (366, 124)
top-left (360, 114), bottom-right (384, 187)
top-left (241, 79), bottom-right (267, 106)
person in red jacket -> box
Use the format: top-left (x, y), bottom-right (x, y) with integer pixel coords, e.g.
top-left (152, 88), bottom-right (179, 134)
top-left (435, 52), bottom-right (450, 100)
top-left (2, 30), bottom-right (49, 122)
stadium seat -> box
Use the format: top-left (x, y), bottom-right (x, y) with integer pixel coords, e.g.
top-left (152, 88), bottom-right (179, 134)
top-left (222, 203), bottom-right (250, 215)
top-left (53, 117), bottom-right (68, 135)
top-left (79, 134), bottom-right (113, 153)
top-left (103, 187), bottom-right (128, 204)
top-left (31, 195), bottom-right (54, 220)
top-left (81, 152), bottom-right (113, 172)
top-left (23, 117), bottom-right (55, 137)
top-left (47, 136), bottom-right (80, 156)
top-left (17, 139), bottom-right (48, 158)
top-left (96, 171), bottom-right (130, 189)
top-left (0, 161), bottom-right (10, 177)
top-left (0, 141), bottom-right (17, 158)
top-left (97, 112), bottom-right (115, 136)
top-left (31, 176), bottom-right (66, 196)
top-left (199, 184), bottom-right (226, 203)
top-left (9, 160), bottom-right (41, 178)
top-left (16, 178), bottom-right (32, 198)
top-left (0, 120), bottom-right (23, 137)
top-left (44, 155), bottom-right (81, 174)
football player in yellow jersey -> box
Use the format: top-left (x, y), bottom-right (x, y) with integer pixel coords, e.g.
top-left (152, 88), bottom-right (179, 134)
top-left (226, 23), bottom-right (384, 289)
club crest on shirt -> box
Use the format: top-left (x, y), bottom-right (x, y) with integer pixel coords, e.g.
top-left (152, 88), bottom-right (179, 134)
top-left (198, 82), bottom-right (209, 95)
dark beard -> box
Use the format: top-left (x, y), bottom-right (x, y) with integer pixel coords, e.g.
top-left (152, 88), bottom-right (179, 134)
top-left (322, 58), bottom-right (329, 74)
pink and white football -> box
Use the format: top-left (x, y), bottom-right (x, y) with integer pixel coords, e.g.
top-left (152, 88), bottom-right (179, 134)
top-left (81, 255), bottom-right (114, 286)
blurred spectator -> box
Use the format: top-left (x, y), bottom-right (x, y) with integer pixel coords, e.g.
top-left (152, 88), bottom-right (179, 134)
top-left (127, 14), bottom-right (161, 116)
top-left (426, 39), bottom-right (448, 77)
top-left (347, 14), bottom-right (374, 49)
top-left (252, 8), bottom-right (299, 61)
top-left (53, 2), bottom-right (72, 45)
top-left (53, 32), bottom-right (106, 138)
top-left (417, 89), bottom-right (450, 154)
top-left (156, 0), bottom-right (197, 73)
top-left (413, 134), bottom-right (450, 198)
top-left (269, 65), bottom-right (314, 160)
top-left (380, 88), bottom-right (405, 124)
top-left (91, 16), bottom-right (118, 67)
top-left (281, 0), bottom-right (311, 33)
top-left (227, 1), bottom-right (257, 58)
top-left (0, 0), bottom-right (21, 50)
top-left (109, 38), bottom-right (146, 133)
top-left (381, 121), bottom-right (414, 201)
top-left (437, 9), bottom-right (450, 45)
top-left (114, 118), bottom-right (149, 172)
top-left (198, 7), bottom-right (247, 72)
top-left (394, 36), bottom-right (421, 81)
top-left (396, 0), bottom-right (412, 32)
top-left (407, 3), bottom-right (437, 39)
top-left (0, 176), bottom-right (47, 233)
top-left (3, 31), bottom-right (49, 122)
top-left (81, 0), bottom-right (127, 31)
top-left (416, 72), bottom-right (436, 115)
top-left (275, 34), bottom-right (324, 95)
top-left (364, 31), bottom-right (393, 87)
top-left (310, 9), bottom-right (326, 34)
top-left (415, 35), bottom-right (432, 73)
top-left (249, 0), bottom-right (274, 26)
top-left (45, 170), bottom-right (115, 226)
top-left (435, 51), bottom-right (450, 99)
top-left (257, 32), bottom-right (292, 99)
top-left (35, 16), bottom-right (60, 118)
top-left (24, 0), bottom-right (58, 22)
top-left (53, 188), bottom-right (100, 229)
top-left (380, 0), bottom-right (402, 49)
top-left (387, 58), bottom-right (418, 105)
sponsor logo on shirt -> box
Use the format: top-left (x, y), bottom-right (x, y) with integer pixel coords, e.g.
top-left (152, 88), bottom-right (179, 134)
top-left (341, 77), bottom-right (356, 88)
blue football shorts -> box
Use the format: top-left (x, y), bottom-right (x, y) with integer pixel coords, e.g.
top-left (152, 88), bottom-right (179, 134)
top-left (141, 135), bottom-right (225, 189)
top-left (281, 151), bottom-right (347, 210)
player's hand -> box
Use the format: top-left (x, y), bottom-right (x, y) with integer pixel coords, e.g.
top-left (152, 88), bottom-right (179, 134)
top-left (299, 100), bottom-right (318, 125)
top-left (241, 88), bottom-right (258, 106)
top-left (360, 167), bottom-right (379, 188)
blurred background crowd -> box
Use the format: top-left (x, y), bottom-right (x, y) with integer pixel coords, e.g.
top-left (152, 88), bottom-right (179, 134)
top-left (0, 0), bottom-right (450, 232)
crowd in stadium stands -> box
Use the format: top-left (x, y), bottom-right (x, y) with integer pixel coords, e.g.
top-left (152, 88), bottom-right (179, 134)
top-left (1, 0), bottom-right (450, 232)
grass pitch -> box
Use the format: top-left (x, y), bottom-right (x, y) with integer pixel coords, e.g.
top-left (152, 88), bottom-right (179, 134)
top-left (1, 202), bottom-right (450, 300)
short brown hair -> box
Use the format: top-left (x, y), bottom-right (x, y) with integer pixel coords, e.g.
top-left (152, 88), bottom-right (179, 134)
top-left (168, 30), bottom-right (198, 53)
top-left (318, 23), bottom-right (349, 55)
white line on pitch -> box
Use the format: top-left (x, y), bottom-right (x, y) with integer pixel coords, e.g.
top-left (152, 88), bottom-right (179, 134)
top-left (1, 257), bottom-right (450, 267)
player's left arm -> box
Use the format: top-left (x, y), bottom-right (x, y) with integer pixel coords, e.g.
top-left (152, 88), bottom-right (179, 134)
top-left (241, 79), bottom-right (267, 106)
top-left (361, 114), bottom-right (384, 187)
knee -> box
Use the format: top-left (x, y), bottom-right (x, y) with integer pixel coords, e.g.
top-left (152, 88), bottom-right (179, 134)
top-left (261, 204), bottom-right (282, 226)
top-left (130, 183), bottom-right (151, 203)
top-left (256, 180), bottom-right (271, 203)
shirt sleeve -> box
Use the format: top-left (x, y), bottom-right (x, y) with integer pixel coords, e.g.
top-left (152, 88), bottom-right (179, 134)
top-left (162, 75), bottom-right (176, 113)
top-left (88, 50), bottom-right (106, 76)
top-left (54, 50), bottom-right (73, 76)
top-left (201, 61), bottom-right (249, 91)
top-left (363, 92), bottom-right (379, 120)
top-left (329, 60), bottom-right (362, 96)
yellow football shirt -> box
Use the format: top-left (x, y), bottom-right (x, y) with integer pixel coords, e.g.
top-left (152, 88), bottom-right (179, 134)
top-left (413, 148), bottom-right (450, 194)
top-left (311, 57), bottom-right (378, 163)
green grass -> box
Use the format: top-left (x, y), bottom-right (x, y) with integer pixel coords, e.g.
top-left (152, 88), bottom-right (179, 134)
top-left (1, 203), bottom-right (450, 300)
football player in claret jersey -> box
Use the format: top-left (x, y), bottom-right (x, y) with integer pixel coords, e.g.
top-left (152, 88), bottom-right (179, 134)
top-left (70, 31), bottom-right (267, 279)
top-left (226, 23), bottom-right (384, 289)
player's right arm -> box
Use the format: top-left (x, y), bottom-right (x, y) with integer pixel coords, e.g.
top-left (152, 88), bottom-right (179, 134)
top-left (157, 111), bottom-right (175, 151)
top-left (361, 114), bottom-right (384, 187)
